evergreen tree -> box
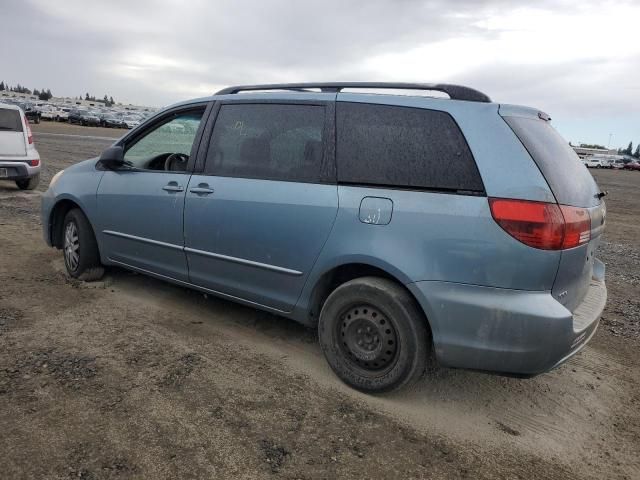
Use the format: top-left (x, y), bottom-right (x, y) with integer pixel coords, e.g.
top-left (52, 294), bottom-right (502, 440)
top-left (634, 144), bottom-right (640, 159)
top-left (0, 81), bottom-right (5, 91)
top-left (625, 141), bottom-right (633, 155)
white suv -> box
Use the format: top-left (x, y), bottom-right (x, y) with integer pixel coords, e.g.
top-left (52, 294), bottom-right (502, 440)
top-left (582, 157), bottom-right (606, 168)
top-left (0, 103), bottom-right (41, 190)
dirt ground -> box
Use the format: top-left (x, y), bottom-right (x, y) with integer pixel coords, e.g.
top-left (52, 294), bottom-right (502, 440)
top-left (0, 122), bottom-right (638, 479)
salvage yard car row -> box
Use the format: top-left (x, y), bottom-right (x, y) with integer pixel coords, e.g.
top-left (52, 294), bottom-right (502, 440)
top-left (0, 97), bottom-right (155, 129)
top-left (581, 154), bottom-right (640, 170)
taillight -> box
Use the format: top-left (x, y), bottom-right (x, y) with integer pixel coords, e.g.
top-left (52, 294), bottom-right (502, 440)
top-left (27, 159), bottom-right (40, 167)
top-left (24, 117), bottom-right (33, 144)
top-left (559, 205), bottom-right (591, 249)
top-left (489, 198), bottom-right (590, 250)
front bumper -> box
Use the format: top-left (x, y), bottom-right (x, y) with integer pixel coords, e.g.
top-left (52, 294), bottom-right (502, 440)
top-left (408, 260), bottom-right (606, 375)
top-left (41, 187), bottom-right (56, 246)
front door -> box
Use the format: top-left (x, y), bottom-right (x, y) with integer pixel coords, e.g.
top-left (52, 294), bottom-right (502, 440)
top-left (96, 107), bottom-right (207, 281)
top-left (184, 101), bottom-right (338, 311)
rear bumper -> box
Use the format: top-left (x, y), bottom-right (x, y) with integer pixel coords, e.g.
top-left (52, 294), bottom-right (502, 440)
top-left (0, 159), bottom-right (41, 179)
top-left (408, 261), bottom-right (606, 375)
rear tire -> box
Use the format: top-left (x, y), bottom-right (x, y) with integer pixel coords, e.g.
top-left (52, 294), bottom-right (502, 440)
top-left (62, 209), bottom-right (104, 281)
top-left (318, 276), bottom-right (429, 393)
top-left (15, 174), bottom-right (40, 190)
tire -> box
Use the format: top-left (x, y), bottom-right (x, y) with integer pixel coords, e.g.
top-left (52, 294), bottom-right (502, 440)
top-left (15, 173), bottom-right (40, 190)
top-left (62, 209), bottom-right (104, 281)
top-left (318, 276), bottom-right (429, 393)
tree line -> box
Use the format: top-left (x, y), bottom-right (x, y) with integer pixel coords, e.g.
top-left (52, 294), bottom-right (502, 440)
top-left (619, 142), bottom-right (640, 159)
top-left (0, 81), bottom-right (116, 107)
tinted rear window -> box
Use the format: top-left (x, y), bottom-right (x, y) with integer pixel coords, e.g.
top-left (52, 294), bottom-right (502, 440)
top-left (504, 116), bottom-right (600, 207)
top-left (336, 102), bottom-right (483, 192)
top-left (0, 109), bottom-right (23, 132)
top-left (205, 104), bottom-right (327, 183)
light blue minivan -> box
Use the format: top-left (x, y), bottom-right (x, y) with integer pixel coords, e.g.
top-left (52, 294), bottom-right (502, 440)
top-left (41, 83), bottom-right (607, 392)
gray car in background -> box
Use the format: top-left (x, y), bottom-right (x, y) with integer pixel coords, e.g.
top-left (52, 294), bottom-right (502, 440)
top-left (40, 82), bottom-right (606, 392)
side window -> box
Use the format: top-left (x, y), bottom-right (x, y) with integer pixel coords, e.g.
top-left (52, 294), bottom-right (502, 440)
top-left (336, 102), bottom-right (484, 192)
top-left (124, 109), bottom-right (204, 170)
top-left (204, 104), bottom-right (326, 183)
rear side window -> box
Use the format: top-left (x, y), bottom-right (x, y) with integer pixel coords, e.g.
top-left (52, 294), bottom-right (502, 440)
top-left (0, 109), bottom-right (23, 132)
top-left (336, 102), bottom-right (483, 192)
top-left (205, 104), bottom-right (327, 183)
top-left (504, 116), bottom-right (600, 207)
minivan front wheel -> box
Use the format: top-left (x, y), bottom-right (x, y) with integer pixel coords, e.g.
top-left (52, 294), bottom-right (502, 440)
top-left (318, 277), bottom-right (429, 393)
top-left (62, 209), bottom-right (104, 281)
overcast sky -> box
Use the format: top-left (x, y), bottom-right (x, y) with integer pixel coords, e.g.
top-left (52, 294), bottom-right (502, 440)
top-left (1, 0), bottom-right (638, 148)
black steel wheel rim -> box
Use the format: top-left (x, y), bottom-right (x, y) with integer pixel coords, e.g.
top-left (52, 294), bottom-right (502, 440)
top-left (337, 304), bottom-right (398, 373)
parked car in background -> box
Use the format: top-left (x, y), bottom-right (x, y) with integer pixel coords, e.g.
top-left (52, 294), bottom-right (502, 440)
top-left (57, 107), bottom-right (71, 122)
top-left (78, 111), bottom-right (100, 127)
top-left (0, 103), bottom-right (41, 189)
top-left (100, 114), bottom-right (124, 128)
top-left (582, 157), bottom-right (606, 168)
top-left (87, 112), bottom-right (102, 126)
top-left (20, 102), bottom-right (41, 124)
top-left (623, 161), bottom-right (640, 171)
top-left (39, 105), bottom-right (57, 121)
top-left (610, 159), bottom-right (627, 169)
top-left (41, 82), bottom-right (607, 393)
top-left (68, 109), bottom-right (86, 125)
top-left (122, 115), bottom-right (142, 129)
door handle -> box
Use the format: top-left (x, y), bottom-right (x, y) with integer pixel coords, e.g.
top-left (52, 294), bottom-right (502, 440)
top-left (190, 183), bottom-right (214, 195)
top-left (162, 182), bottom-right (184, 192)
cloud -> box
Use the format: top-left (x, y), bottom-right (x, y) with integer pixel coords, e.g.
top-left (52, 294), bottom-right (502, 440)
top-left (1, 0), bottom-right (638, 145)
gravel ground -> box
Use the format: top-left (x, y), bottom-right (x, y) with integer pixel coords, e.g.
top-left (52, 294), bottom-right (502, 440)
top-left (0, 123), bottom-right (638, 479)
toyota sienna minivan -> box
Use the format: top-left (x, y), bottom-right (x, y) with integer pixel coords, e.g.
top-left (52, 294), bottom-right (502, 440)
top-left (41, 83), bottom-right (606, 392)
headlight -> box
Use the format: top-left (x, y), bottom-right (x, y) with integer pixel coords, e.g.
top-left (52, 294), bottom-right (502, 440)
top-left (49, 169), bottom-right (65, 189)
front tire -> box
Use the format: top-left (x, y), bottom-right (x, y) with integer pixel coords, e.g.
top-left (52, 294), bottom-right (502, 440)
top-left (62, 209), bottom-right (104, 281)
top-left (318, 277), bottom-right (429, 393)
top-left (15, 174), bottom-right (40, 190)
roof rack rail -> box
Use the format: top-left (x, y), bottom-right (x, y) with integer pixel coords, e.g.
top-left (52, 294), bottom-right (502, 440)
top-left (215, 82), bottom-right (491, 103)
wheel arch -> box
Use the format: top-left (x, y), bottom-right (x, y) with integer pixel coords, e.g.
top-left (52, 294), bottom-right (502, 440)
top-left (49, 198), bottom-right (98, 250)
top-left (303, 261), bottom-right (432, 335)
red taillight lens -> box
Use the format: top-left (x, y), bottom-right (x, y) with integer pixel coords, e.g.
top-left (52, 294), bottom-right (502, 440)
top-left (559, 205), bottom-right (591, 249)
top-left (27, 159), bottom-right (40, 167)
top-left (489, 198), bottom-right (590, 250)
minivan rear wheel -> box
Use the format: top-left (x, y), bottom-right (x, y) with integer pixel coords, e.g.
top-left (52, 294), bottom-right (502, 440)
top-left (318, 277), bottom-right (429, 393)
top-left (62, 209), bottom-right (104, 281)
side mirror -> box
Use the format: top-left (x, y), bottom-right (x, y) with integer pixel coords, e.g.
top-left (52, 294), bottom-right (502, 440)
top-left (97, 146), bottom-right (125, 169)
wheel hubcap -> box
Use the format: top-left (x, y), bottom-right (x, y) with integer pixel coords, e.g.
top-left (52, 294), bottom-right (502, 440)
top-left (64, 221), bottom-right (80, 272)
top-left (339, 305), bottom-right (398, 371)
